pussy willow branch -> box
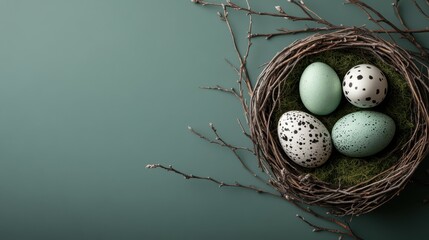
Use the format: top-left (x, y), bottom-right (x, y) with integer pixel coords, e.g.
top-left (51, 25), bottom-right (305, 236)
top-left (147, 164), bottom-right (362, 240)
top-left (218, 0), bottom-right (253, 123)
top-left (192, 0), bottom-right (339, 35)
top-left (193, 0), bottom-right (429, 59)
top-left (347, 0), bottom-right (428, 59)
top-left (295, 214), bottom-right (357, 239)
top-left (393, 0), bottom-right (409, 30)
top-left (186, 1), bottom-right (261, 183)
top-left (200, 85), bottom-right (240, 98)
top-left (188, 123), bottom-right (254, 153)
top-left (251, 26), bottom-right (429, 40)
top-left (237, 118), bottom-right (252, 139)
top-left (146, 164), bottom-right (274, 194)
top-left (192, 0), bottom-right (332, 24)
top-left (291, 200), bottom-right (361, 239)
top-left (187, 123), bottom-right (265, 182)
top-left (200, 1), bottom-right (254, 127)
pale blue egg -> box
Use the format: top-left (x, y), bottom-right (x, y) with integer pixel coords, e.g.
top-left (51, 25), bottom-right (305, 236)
top-left (332, 111), bottom-right (396, 157)
top-left (299, 62), bottom-right (342, 115)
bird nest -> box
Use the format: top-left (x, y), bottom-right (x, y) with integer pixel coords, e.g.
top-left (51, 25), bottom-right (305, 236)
top-left (249, 28), bottom-right (429, 216)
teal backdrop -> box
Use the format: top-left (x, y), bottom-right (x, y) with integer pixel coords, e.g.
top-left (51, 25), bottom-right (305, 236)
top-left (0, 0), bottom-right (428, 239)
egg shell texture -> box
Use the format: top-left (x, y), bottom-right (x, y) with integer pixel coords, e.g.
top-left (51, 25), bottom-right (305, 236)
top-left (299, 62), bottom-right (342, 115)
top-left (343, 64), bottom-right (388, 108)
top-left (277, 111), bottom-right (332, 168)
top-left (332, 111), bottom-right (396, 157)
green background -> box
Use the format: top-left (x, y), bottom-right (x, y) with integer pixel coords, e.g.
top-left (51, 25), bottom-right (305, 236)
top-left (0, 0), bottom-right (428, 239)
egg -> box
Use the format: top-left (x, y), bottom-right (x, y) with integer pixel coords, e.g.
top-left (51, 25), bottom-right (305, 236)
top-left (331, 111), bottom-right (395, 157)
top-left (277, 111), bottom-right (332, 168)
top-left (342, 64), bottom-right (388, 108)
top-left (299, 62), bottom-right (342, 115)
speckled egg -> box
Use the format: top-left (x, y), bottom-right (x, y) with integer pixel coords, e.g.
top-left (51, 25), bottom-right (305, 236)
top-left (343, 64), bottom-right (388, 108)
top-left (299, 62), bottom-right (342, 115)
top-left (277, 111), bottom-right (332, 168)
top-left (332, 111), bottom-right (395, 157)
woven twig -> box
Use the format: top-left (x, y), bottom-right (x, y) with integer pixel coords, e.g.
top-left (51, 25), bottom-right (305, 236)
top-left (250, 27), bottom-right (429, 216)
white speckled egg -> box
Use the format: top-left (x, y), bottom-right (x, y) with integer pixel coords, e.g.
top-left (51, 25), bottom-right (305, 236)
top-left (277, 111), bottom-right (332, 168)
top-left (343, 64), bottom-right (388, 108)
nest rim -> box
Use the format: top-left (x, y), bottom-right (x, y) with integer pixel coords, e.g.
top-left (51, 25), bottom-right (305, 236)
top-left (249, 27), bottom-right (429, 216)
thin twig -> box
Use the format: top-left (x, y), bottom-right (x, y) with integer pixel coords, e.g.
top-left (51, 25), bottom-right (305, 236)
top-left (237, 118), bottom-right (252, 139)
top-left (250, 26), bottom-right (429, 40)
top-left (289, 0), bottom-right (335, 27)
top-left (221, 4), bottom-right (253, 96)
top-left (200, 85), bottom-right (240, 99)
top-left (187, 124), bottom-right (254, 153)
top-left (187, 123), bottom-right (269, 185)
top-left (191, 0), bottom-right (429, 58)
top-left (147, 164), bottom-right (361, 239)
top-left (347, 0), bottom-right (428, 58)
top-left (413, 0), bottom-right (429, 20)
top-left (393, 1), bottom-right (409, 30)
top-left (225, 58), bottom-right (240, 74)
top-left (146, 164), bottom-right (278, 195)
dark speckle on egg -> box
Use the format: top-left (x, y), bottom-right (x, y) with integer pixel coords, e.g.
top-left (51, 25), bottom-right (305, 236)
top-left (342, 64), bottom-right (388, 108)
top-left (278, 111), bottom-right (332, 168)
top-left (332, 111), bottom-right (395, 157)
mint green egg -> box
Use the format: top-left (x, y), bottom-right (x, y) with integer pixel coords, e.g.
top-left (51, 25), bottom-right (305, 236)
top-left (299, 62), bottom-right (342, 115)
top-left (332, 111), bottom-right (396, 157)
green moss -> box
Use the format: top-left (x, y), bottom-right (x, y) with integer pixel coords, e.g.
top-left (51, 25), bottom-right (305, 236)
top-left (273, 49), bottom-right (413, 187)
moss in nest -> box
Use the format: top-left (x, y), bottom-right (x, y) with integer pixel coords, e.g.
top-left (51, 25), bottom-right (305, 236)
top-left (312, 153), bottom-right (399, 187)
top-left (274, 49), bottom-right (413, 187)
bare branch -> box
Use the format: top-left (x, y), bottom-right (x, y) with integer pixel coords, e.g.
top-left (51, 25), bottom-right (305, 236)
top-left (393, 1), bottom-right (408, 30)
top-left (346, 0), bottom-right (428, 58)
top-left (237, 118), bottom-right (252, 139)
top-left (414, 0), bottom-right (429, 20)
top-left (250, 26), bottom-right (429, 40)
top-left (147, 164), bottom-right (362, 239)
top-left (187, 124), bottom-right (253, 153)
top-left (200, 85), bottom-right (240, 98)
top-left (146, 164), bottom-right (278, 195)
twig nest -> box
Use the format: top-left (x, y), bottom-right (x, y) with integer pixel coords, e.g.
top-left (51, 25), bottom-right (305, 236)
top-left (249, 28), bottom-right (429, 216)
